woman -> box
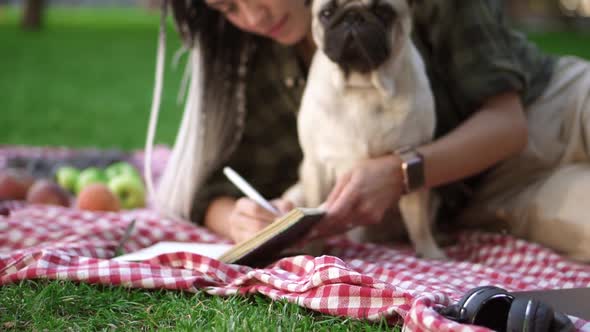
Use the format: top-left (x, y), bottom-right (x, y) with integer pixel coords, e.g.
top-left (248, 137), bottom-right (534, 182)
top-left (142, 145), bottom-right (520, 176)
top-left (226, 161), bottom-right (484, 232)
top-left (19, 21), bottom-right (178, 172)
top-left (149, 0), bottom-right (590, 261)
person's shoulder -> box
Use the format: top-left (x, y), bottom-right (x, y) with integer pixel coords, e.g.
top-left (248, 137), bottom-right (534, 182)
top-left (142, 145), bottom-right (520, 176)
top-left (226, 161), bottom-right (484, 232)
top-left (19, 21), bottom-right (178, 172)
top-left (412, 0), bottom-right (450, 15)
top-left (413, 0), bottom-right (502, 22)
top-left (412, 0), bottom-right (451, 27)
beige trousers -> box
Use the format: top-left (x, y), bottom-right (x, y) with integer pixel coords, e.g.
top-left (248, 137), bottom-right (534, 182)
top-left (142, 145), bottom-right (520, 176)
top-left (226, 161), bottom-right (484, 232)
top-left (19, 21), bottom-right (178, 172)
top-left (459, 56), bottom-right (590, 262)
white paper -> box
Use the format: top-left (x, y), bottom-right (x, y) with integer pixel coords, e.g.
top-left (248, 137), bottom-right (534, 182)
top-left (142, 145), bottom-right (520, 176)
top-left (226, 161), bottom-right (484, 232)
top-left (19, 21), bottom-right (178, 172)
top-left (113, 241), bottom-right (233, 261)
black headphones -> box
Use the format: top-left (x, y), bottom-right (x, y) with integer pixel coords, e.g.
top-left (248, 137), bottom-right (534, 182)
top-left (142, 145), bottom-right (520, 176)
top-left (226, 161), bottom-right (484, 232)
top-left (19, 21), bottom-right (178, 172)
top-left (438, 286), bottom-right (576, 332)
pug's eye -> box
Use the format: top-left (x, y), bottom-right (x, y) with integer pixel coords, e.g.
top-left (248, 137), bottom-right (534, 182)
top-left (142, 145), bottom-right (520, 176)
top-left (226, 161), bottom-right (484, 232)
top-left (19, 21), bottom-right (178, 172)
top-left (319, 7), bottom-right (335, 23)
top-left (372, 3), bottom-right (396, 24)
top-left (320, 8), bottom-right (334, 21)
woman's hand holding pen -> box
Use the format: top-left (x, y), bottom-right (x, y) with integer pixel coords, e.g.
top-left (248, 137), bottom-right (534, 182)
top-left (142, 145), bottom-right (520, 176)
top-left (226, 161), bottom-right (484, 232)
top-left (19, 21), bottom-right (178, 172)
top-left (228, 198), bottom-right (294, 244)
top-left (222, 167), bottom-right (295, 243)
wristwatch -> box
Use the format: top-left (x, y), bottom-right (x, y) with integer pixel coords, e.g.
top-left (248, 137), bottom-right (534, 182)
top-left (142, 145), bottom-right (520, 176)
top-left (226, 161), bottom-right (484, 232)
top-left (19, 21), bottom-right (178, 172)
top-left (395, 147), bottom-right (425, 194)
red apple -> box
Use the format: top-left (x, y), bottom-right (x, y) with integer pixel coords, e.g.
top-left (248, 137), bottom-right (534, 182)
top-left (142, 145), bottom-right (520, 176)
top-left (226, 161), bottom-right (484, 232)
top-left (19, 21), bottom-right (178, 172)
top-left (76, 183), bottom-right (120, 212)
top-left (0, 169), bottom-right (35, 201)
top-left (26, 179), bottom-right (71, 207)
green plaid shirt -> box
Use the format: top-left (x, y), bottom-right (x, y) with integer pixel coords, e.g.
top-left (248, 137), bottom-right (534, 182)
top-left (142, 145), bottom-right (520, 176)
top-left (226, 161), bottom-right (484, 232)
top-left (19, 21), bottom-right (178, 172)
top-left (413, 0), bottom-right (555, 138)
top-left (191, 0), bottom-right (556, 223)
top-left (191, 41), bottom-right (305, 222)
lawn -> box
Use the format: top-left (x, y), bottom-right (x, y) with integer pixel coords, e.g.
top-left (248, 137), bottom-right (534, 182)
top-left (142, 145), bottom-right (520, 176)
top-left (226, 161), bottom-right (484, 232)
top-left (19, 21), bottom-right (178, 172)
top-left (1, 6), bottom-right (589, 331)
top-left (0, 7), bottom-right (184, 149)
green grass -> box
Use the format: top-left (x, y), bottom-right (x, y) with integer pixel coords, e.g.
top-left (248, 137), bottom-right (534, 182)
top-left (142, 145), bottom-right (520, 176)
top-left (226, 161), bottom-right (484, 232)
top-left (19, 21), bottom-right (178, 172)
top-left (1, 280), bottom-right (392, 331)
top-left (0, 6), bottom-right (184, 150)
top-left (1, 6), bottom-right (589, 331)
top-left (527, 30), bottom-right (590, 60)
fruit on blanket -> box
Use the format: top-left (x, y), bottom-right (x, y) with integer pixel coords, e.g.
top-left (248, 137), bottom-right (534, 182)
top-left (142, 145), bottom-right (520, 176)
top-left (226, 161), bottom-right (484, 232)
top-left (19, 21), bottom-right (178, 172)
top-left (26, 179), bottom-right (71, 207)
top-left (0, 169), bottom-right (35, 201)
top-left (76, 183), bottom-right (120, 212)
top-left (76, 167), bottom-right (107, 194)
top-left (108, 174), bottom-right (145, 209)
top-left (55, 166), bottom-right (80, 193)
top-left (105, 161), bottom-right (141, 181)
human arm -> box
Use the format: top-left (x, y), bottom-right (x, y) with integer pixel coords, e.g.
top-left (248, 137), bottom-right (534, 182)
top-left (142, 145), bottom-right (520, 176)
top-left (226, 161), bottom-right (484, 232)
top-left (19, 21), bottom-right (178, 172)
top-left (419, 92), bottom-right (527, 188)
top-left (315, 91), bottom-right (528, 237)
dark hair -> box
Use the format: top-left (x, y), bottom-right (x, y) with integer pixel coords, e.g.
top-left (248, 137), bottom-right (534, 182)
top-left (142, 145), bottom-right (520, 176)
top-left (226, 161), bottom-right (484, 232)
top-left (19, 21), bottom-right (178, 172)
top-left (149, 1), bottom-right (266, 219)
top-left (171, 0), bottom-right (260, 110)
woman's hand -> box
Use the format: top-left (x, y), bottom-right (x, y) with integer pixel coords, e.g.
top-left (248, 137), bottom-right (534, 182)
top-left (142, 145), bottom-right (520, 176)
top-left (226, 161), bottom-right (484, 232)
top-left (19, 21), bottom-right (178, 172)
top-left (312, 154), bottom-right (405, 238)
top-left (305, 91), bottom-right (527, 240)
top-left (228, 198), bottom-right (294, 243)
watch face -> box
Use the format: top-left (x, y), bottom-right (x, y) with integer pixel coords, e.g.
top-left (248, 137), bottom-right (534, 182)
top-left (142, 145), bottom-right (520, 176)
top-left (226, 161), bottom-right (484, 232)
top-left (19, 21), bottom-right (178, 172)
top-left (400, 150), bottom-right (425, 192)
top-left (404, 154), bottom-right (422, 166)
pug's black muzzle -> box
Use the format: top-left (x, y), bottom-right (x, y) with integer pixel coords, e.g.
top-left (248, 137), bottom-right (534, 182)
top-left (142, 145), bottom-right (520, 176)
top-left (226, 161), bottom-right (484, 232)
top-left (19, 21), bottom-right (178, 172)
top-left (323, 8), bottom-right (391, 74)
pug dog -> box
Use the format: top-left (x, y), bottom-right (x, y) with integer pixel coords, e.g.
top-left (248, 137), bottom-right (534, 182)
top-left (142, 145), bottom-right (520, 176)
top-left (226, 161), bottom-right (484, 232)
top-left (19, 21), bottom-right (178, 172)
top-left (283, 0), bottom-right (446, 259)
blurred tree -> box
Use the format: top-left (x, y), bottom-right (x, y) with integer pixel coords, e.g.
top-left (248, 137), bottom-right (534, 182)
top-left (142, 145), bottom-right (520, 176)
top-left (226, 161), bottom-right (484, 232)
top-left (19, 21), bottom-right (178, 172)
top-left (22, 0), bottom-right (46, 30)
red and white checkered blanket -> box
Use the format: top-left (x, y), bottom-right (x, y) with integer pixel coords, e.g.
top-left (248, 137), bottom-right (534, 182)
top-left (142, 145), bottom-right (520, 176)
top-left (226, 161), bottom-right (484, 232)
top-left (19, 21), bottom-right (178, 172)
top-left (1, 146), bottom-right (589, 332)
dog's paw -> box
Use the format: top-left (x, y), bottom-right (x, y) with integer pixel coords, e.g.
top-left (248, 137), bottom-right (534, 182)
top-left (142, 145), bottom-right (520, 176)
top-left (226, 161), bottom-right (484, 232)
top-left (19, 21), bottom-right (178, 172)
top-left (416, 246), bottom-right (448, 260)
top-left (282, 182), bottom-right (306, 207)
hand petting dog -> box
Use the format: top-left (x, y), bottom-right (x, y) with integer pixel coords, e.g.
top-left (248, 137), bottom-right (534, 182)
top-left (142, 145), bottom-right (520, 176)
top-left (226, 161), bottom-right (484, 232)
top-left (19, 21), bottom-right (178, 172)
top-left (314, 155), bottom-right (404, 238)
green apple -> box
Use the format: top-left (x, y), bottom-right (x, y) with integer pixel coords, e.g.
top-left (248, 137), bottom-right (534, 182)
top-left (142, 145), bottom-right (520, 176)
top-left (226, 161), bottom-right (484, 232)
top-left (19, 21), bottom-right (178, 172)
top-left (76, 167), bottom-right (108, 194)
top-left (105, 162), bottom-right (141, 182)
top-left (55, 166), bottom-right (80, 193)
top-left (108, 174), bottom-right (146, 209)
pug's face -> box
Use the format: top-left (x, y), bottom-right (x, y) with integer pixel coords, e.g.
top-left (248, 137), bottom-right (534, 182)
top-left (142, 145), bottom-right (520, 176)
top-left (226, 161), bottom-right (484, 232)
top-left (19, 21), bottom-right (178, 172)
top-left (310, 0), bottom-right (412, 74)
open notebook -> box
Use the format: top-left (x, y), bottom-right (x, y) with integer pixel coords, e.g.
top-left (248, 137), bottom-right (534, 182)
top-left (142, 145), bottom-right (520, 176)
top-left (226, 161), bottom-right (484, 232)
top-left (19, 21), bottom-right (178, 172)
top-left (114, 207), bottom-right (325, 267)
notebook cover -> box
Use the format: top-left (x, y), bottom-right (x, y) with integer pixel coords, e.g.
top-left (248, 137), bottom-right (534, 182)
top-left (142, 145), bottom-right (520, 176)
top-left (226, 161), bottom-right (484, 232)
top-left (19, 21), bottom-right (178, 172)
top-left (229, 211), bottom-right (324, 267)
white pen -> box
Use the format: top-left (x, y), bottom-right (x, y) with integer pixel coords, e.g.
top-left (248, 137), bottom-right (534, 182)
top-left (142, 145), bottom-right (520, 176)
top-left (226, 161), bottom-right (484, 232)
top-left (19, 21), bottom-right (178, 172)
top-left (223, 166), bottom-right (281, 215)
